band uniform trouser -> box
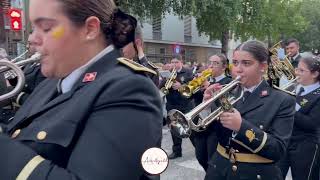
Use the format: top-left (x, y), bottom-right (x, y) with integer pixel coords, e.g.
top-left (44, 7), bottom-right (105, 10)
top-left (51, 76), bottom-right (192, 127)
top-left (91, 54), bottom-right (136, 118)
top-left (277, 139), bottom-right (320, 180)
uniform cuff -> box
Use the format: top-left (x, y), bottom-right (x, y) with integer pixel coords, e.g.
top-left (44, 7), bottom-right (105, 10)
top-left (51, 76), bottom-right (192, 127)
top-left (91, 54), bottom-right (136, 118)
top-left (233, 119), bottom-right (267, 153)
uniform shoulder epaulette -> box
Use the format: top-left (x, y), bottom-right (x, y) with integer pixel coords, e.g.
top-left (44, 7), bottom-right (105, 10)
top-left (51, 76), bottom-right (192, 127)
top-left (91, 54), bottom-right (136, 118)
top-left (147, 61), bottom-right (159, 69)
top-left (117, 57), bottom-right (157, 75)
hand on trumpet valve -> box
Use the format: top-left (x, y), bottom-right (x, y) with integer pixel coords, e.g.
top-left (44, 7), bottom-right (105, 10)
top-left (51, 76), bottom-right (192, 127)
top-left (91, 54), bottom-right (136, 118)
top-left (203, 83), bottom-right (222, 102)
top-left (172, 81), bottom-right (182, 90)
top-left (219, 108), bottom-right (242, 131)
top-left (201, 80), bottom-right (210, 90)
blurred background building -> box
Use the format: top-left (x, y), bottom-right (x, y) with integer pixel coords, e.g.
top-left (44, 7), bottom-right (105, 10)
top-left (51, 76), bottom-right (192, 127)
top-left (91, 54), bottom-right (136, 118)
top-left (141, 14), bottom-right (222, 64)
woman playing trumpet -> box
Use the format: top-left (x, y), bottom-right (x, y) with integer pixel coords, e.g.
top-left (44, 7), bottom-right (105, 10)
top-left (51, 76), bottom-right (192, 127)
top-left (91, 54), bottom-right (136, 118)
top-left (0, 0), bottom-right (162, 179)
top-left (278, 55), bottom-right (320, 180)
top-left (192, 54), bottom-right (232, 171)
top-left (203, 40), bottom-right (295, 180)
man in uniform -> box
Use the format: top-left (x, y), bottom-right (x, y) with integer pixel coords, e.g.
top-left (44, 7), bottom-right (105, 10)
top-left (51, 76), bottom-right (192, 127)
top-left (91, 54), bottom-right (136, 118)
top-left (7, 33), bottom-right (46, 108)
top-left (162, 54), bottom-right (194, 159)
top-left (122, 24), bottom-right (159, 86)
top-left (286, 38), bottom-right (301, 68)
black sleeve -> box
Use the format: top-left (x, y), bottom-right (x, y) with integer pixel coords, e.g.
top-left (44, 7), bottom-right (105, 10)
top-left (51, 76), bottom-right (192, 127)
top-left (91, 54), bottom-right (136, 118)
top-left (234, 94), bottom-right (295, 161)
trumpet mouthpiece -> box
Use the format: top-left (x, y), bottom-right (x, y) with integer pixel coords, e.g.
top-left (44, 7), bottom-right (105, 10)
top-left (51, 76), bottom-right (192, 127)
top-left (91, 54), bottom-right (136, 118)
top-left (31, 52), bottom-right (41, 60)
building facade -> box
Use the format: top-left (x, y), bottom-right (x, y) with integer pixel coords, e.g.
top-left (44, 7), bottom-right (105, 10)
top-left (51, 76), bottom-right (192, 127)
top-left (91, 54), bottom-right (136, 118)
top-left (141, 14), bottom-right (221, 64)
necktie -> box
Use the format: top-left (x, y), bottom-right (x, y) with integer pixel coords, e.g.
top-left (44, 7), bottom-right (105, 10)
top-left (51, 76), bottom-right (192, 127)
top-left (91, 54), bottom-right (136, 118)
top-left (297, 87), bottom-right (305, 96)
top-left (242, 91), bottom-right (251, 102)
top-left (210, 77), bottom-right (216, 84)
top-left (49, 80), bottom-right (62, 101)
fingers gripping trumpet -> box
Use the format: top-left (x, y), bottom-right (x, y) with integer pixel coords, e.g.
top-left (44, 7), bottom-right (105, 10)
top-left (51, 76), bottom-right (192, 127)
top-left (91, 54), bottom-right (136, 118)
top-left (160, 68), bottom-right (177, 95)
top-left (168, 76), bottom-right (243, 138)
top-left (179, 68), bottom-right (213, 98)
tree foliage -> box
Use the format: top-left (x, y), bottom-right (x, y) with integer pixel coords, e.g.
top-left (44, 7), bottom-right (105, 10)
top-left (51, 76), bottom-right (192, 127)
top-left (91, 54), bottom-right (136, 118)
top-left (115, 0), bottom-right (308, 51)
top-left (295, 0), bottom-right (320, 53)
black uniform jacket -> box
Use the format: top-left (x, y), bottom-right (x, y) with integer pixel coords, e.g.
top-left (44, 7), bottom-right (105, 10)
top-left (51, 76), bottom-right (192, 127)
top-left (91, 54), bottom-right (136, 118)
top-left (163, 67), bottom-right (194, 111)
top-left (0, 50), bottom-right (163, 180)
top-left (291, 54), bottom-right (301, 68)
top-left (216, 80), bottom-right (295, 162)
top-left (292, 87), bottom-right (320, 143)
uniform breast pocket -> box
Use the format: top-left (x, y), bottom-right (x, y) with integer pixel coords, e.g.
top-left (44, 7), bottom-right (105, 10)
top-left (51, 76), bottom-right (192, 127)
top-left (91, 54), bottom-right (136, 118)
top-left (15, 120), bottom-right (78, 148)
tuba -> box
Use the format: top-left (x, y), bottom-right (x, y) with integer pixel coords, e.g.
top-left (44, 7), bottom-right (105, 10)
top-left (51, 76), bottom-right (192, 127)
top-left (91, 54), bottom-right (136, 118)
top-left (160, 67), bottom-right (177, 95)
top-left (168, 76), bottom-right (243, 138)
top-left (269, 41), bottom-right (296, 81)
top-left (0, 53), bottom-right (41, 101)
top-left (179, 68), bottom-right (212, 98)
top-left (277, 77), bottom-right (298, 96)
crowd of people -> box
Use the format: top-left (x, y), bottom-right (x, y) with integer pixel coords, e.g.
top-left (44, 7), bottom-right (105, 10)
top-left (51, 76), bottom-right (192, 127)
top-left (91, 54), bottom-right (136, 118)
top-left (0, 0), bottom-right (319, 179)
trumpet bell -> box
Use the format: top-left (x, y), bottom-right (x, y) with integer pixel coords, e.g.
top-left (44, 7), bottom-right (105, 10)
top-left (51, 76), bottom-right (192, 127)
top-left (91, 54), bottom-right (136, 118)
top-left (0, 60), bottom-right (25, 101)
top-left (168, 76), bottom-right (243, 138)
top-left (168, 109), bottom-right (192, 138)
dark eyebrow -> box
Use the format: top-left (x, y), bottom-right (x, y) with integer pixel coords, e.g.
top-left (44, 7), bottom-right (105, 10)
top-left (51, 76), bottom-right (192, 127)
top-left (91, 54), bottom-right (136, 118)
top-left (33, 17), bottom-right (56, 25)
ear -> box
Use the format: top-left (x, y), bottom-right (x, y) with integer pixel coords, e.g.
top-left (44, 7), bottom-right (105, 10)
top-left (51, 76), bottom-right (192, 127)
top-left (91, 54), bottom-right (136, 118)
top-left (312, 71), bottom-right (319, 80)
top-left (259, 62), bottom-right (268, 73)
top-left (83, 16), bottom-right (101, 41)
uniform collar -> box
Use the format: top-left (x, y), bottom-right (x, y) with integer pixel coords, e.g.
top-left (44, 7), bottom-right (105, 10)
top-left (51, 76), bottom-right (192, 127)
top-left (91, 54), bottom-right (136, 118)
top-left (214, 74), bottom-right (226, 82)
top-left (296, 82), bottom-right (320, 96)
top-left (292, 53), bottom-right (300, 60)
top-left (60, 45), bottom-right (114, 93)
top-left (243, 80), bottom-right (263, 93)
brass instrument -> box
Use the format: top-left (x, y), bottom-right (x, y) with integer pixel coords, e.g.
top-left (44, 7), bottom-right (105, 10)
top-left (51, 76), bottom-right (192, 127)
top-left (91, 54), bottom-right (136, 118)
top-left (0, 53), bottom-right (41, 101)
top-left (277, 77), bottom-right (298, 96)
top-left (160, 68), bottom-right (177, 95)
top-left (269, 41), bottom-right (295, 81)
top-left (179, 69), bottom-right (213, 98)
top-left (168, 76), bottom-right (243, 138)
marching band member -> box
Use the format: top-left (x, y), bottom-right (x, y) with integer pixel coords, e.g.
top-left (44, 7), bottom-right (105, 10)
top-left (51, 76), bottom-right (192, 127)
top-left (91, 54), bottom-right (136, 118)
top-left (0, 0), bottom-right (162, 179)
top-left (204, 40), bottom-right (295, 180)
top-left (8, 32), bottom-right (46, 108)
top-left (162, 54), bottom-right (194, 159)
top-left (122, 24), bottom-right (159, 86)
top-left (278, 55), bottom-right (320, 180)
top-left (286, 38), bottom-right (301, 68)
top-left (193, 54), bottom-right (232, 171)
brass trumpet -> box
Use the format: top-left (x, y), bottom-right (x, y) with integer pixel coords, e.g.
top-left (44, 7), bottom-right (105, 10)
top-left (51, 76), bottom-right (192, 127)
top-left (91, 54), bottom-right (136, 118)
top-left (179, 69), bottom-right (212, 98)
top-left (160, 67), bottom-right (177, 95)
top-left (0, 53), bottom-right (41, 101)
top-left (168, 76), bottom-right (243, 138)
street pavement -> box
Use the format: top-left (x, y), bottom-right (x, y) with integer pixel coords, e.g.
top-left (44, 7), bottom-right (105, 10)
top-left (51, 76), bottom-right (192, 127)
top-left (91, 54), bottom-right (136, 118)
top-left (160, 127), bottom-right (293, 180)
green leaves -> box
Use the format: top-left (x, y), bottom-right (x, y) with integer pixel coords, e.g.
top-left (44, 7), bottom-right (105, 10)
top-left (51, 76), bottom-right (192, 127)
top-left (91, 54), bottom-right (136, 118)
top-left (116, 0), bottom-right (316, 52)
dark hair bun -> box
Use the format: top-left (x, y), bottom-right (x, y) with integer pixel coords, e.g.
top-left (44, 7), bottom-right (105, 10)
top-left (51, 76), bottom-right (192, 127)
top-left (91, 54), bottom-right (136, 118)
top-left (110, 9), bottom-right (137, 48)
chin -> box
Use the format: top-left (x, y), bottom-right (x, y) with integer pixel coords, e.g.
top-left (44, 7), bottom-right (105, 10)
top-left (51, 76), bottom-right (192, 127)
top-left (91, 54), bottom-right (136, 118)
top-left (41, 66), bottom-right (54, 78)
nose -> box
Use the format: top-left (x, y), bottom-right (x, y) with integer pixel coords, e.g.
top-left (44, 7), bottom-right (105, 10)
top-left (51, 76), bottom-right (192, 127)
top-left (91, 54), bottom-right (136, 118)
top-left (28, 31), bottom-right (42, 51)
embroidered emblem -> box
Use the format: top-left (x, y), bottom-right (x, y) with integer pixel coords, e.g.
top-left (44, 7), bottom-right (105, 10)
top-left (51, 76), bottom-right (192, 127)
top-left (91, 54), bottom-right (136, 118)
top-left (82, 72), bottom-right (97, 82)
top-left (245, 129), bottom-right (257, 143)
top-left (300, 98), bottom-right (309, 107)
top-left (313, 89), bottom-right (320, 95)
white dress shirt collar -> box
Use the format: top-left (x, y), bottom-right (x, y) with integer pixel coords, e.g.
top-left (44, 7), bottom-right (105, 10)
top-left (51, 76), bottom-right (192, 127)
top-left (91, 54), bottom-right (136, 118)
top-left (60, 45), bottom-right (114, 93)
